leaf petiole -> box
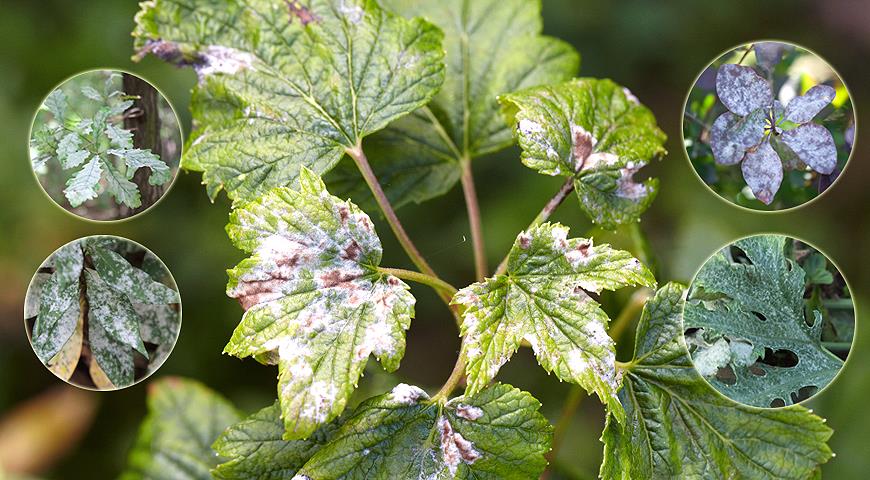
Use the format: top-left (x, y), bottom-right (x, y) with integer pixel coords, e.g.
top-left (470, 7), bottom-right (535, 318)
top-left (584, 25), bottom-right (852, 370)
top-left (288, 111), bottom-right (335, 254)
top-left (377, 267), bottom-right (458, 298)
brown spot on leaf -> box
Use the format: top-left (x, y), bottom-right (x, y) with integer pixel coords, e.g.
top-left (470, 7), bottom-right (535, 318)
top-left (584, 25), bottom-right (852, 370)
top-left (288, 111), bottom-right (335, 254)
top-left (387, 276), bottom-right (400, 286)
top-left (231, 279), bottom-right (285, 310)
top-left (338, 204), bottom-right (350, 223)
top-left (518, 233), bottom-right (531, 250)
top-left (438, 416), bottom-right (481, 474)
top-left (571, 126), bottom-right (595, 171)
top-left (286, 0), bottom-right (318, 25)
top-left (319, 269), bottom-right (359, 288)
top-left (341, 240), bottom-right (362, 261)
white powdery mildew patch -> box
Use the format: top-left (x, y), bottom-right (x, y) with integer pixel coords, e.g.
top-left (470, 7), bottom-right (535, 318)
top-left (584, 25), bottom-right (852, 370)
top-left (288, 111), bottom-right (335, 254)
top-left (622, 87), bottom-right (640, 105)
top-left (692, 337), bottom-right (732, 378)
top-left (615, 161), bottom-right (652, 200)
top-left (550, 225), bottom-right (570, 251)
top-left (564, 238), bottom-right (595, 268)
top-left (389, 383), bottom-right (428, 405)
top-left (438, 416), bottom-right (481, 476)
top-left (291, 475), bottom-right (311, 480)
top-left (519, 119), bottom-right (559, 169)
top-left (196, 45), bottom-right (256, 78)
top-left (454, 404), bottom-right (484, 421)
top-left (297, 380), bottom-right (339, 423)
top-left (338, 0), bottom-right (365, 24)
top-left (357, 319), bottom-right (394, 361)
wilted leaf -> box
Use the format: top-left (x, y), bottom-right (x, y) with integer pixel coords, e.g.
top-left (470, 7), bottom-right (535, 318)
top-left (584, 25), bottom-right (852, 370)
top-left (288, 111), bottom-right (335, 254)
top-left (500, 79), bottom-right (666, 228)
top-left (683, 235), bottom-right (844, 407)
top-left (223, 168), bottom-right (415, 439)
top-left (716, 64), bottom-right (772, 116)
top-left (133, 0), bottom-right (445, 202)
top-left (452, 223), bottom-right (655, 421)
top-left (600, 283), bottom-right (834, 479)
top-left (741, 141), bottom-right (783, 205)
top-left (296, 383), bottom-right (552, 479)
top-left (120, 377), bottom-right (241, 480)
top-left (326, 0), bottom-right (580, 209)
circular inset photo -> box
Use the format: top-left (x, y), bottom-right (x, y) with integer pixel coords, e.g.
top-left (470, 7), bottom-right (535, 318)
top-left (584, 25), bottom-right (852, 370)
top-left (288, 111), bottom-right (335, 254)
top-left (682, 234), bottom-right (854, 408)
top-left (28, 69), bottom-right (182, 221)
top-left (683, 41), bottom-right (855, 210)
top-left (24, 236), bottom-right (181, 390)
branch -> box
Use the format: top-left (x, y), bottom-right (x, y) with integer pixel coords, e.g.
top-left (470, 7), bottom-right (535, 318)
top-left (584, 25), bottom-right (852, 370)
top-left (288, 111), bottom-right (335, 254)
top-left (461, 158), bottom-right (487, 281)
top-left (494, 177), bottom-right (575, 275)
top-left (346, 144), bottom-right (449, 304)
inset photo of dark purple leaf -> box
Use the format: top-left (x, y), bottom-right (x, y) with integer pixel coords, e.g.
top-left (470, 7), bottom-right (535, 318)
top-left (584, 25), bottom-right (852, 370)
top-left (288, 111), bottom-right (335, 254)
top-left (682, 40), bottom-right (855, 211)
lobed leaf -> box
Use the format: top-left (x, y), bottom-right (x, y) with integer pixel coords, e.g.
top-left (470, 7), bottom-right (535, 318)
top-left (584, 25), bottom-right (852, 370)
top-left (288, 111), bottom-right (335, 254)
top-left (43, 88), bottom-right (67, 121)
top-left (106, 123), bottom-right (135, 149)
top-left (452, 223), bottom-right (655, 421)
top-left (600, 283), bottom-right (834, 479)
top-left (102, 160), bottom-right (142, 208)
top-left (121, 377), bottom-right (242, 480)
top-left (295, 383), bottom-right (552, 479)
top-left (223, 168), bottom-right (415, 439)
top-left (212, 402), bottom-right (339, 480)
top-left (500, 78), bottom-right (666, 228)
top-left (109, 148), bottom-right (173, 185)
top-left (133, 0), bottom-right (446, 203)
top-left (683, 235), bottom-right (844, 407)
top-left (326, 0), bottom-right (580, 209)
top-left (63, 156), bottom-right (103, 207)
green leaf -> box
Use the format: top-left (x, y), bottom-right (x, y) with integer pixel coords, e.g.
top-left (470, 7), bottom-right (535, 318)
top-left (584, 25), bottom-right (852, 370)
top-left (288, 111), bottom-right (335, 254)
top-left (133, 0), bottom-right (446, 203)
top-left (88, 243), bottom-right (180, 305)
top-left (43, 88), bottom-right (67, 120)
top-left (600, 283), bottom-right (834, 479)
top-left (64, 156), bottom-right (103, 207)
top-left (223, 168), bottom-right (415, 439)
top-left (212, 401), bottom-right (339, 480)
top-left (121, 377), bottom-right (242, 480)
top-left (500, 78), bottom-right (666, 228)
top-left (109, 148), bottom-right (173, 185)
top-left (683, 235), bottom-right (843, 407)
top-left (296, 382), bottom-right (552, 479)
top-left (802, 253), bottom-right (834, 285)
top-left (452, 223), bottom-right (655, 421)
top-left (326, 0), bottom-right (580, 209)
top-left (56, 131), bottom-right (89, 169)
top-left (84, 269), bottom-right (148, 358)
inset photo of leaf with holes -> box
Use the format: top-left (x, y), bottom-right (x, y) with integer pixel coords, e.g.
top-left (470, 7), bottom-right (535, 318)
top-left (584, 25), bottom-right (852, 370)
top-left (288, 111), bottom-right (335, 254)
top-left (24, 236), bottom-right (181, 390)
top-left (29, 70), bottom-right (182, 221)
top-left (683, 234), bottom-right (854, 408)
top-left (683, 41), bottom-right (854, 210)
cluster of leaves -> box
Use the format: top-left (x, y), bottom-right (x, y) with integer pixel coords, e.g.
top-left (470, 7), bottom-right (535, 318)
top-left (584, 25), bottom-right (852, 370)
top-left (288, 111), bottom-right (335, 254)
top-left (127, 0), bottom-right (837, 477)
top-left (30, 72), bottom-right (171, 209)
top-left (683, 235), bottom-right (852, 408)
top-left (26, 237), bottom-right (180, 389)
top-left (684, 42), bottom-right (853, 208)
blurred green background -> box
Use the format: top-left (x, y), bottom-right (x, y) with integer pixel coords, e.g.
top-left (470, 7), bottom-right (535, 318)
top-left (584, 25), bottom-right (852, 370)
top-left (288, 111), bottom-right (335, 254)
top-left (0, 0), bottom-right (867, 478)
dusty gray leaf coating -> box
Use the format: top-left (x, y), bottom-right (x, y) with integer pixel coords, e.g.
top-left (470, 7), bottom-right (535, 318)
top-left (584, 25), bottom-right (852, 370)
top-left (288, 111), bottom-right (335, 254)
top-left (783, 85), bottom-right (835, 124)
top-left (716, 64), bottom-right (772, 116)
top-left (781, 123), bottom-right (837, 175)
top-left (710, 110), bottom-right (766, 165)
top-left (741, 141), bottom-right (783, 205)
top-left (84, 269), bottom-right (149, 359)
top-left (31, 272), bottom-right (80, 362)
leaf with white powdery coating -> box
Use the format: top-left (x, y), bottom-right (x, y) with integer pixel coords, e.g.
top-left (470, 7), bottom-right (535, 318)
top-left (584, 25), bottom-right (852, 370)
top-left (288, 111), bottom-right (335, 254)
top-left (326, 0), bottom-right (579, 209)
top-left (88, 242), bottom-right (180, 305)
top-left (784, 85), bottom-right (835, 124)
top-left (223, 167), bottom-right (415, 439)
top-left (212, 401), bottom-right (340, 480)
top-left (295, 382), bottom-right (551, 479)
top-left (84, 269), bottom-right (148, 358)
top-left (780, 123), bottom-right (837, 175)
top-left (683, 235), bottom-right (843, 408)
top-left (120, 377), bottom-right (242, 480)
top-left (132, 0), bottom-right (445, 202)
top-left (64, 156), bottom-right (103, 207)
top-left (109, 148), bottom-right (173, 185)
top-left (600, 283), bottom-right (834, 479)
top-left (716, 64), bottom-right (772, 116)
top-left (452, 223), bottom-right (655, 422)
top-left (500, 78), bottom-right (666, 228)
top-left (31, 272), bottom-right (81, 363)
top-left (741, 141), bottom-right (783, 205)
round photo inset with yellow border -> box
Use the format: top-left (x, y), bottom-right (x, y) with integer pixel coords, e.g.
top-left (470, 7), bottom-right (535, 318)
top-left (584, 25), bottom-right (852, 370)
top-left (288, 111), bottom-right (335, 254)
top-left (28, 69), bottom-right (182, 221)
top-left (681, 234), bottom-right (854, 408)
top-left (24, 236), bottom-right (181, 391)
top-left (682, 41), bottom-right (855, 211)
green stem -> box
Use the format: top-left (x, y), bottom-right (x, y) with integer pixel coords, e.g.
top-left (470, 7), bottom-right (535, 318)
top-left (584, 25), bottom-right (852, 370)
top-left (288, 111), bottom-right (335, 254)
top-left (346, 144), bottom-right (449, 304)
top-left (378, 267), bottom-right (458, 298)
top-left (494, 177), bottom-right (575, 276)
top-left (461, 158), bottom-right (488, 281)
top-left (822, 298), bottom-right (854, 309)
top-left (822, 341), bottom-right (853, 351)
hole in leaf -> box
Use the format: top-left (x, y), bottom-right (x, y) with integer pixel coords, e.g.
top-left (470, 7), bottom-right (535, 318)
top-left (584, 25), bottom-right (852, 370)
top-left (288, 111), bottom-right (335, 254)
top-left (748, 364), bottom-right (766, 376)
top-left (761, 348), bottom-right (798, 368)
top-left (729, 245), bottom-right (752, 265)
top-left (770, 398), bottom-right (786, 408)
top-left (751, 311), bottom-right (767, 322)
top-left (792, 385), bottom-right (819, 404)
top-left (715, 365), bottom-right (737, 385)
